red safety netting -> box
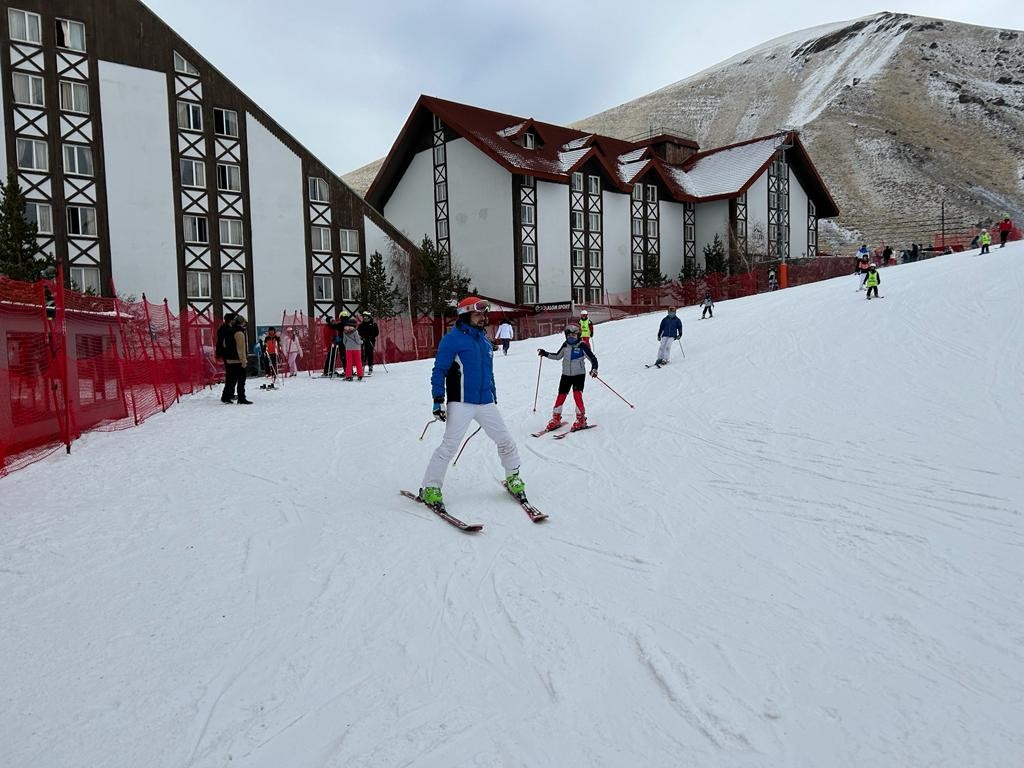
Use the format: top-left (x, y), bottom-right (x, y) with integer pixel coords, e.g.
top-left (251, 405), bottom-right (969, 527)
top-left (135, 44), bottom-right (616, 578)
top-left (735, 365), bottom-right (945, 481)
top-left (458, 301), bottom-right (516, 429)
top-left (1, 273), bottom-right (211, 478)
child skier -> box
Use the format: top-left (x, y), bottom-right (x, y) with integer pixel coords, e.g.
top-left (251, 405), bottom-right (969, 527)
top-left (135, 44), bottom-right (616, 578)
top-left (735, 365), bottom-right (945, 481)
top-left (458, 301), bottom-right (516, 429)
top-left (341, 319), bottom-right (364, 380)
top-left (655, 308), bottom-right (682, 366)
top-left (284, 327), bottom-right (302, 376)
top-left (864, 263), bottom-right (881, 299)
top-left (855, 248), bottom-right (871, 290)
top-left (578, 309), bottom-right (594, 349)
top-left (537, 323), bottom-right (599, 432)
top-left (980, 230), bottom-right (992, 254)
top-left (264, 328), bottom-right (280, 378)
top-left (700, 291), bottom-right (715, 319)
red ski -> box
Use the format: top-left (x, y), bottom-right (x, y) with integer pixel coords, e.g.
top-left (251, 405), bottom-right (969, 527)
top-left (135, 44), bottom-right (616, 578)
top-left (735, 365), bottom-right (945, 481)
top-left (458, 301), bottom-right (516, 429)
top-left (399, 490), bottom-right (483, 532)
top-left (501, 481), bottom-right (548, 522)
top-left (552, 424), bottom-right (598, 440)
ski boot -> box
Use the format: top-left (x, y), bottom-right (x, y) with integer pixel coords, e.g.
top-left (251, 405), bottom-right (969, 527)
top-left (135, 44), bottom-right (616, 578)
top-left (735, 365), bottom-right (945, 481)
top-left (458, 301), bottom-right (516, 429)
top-left (545, 414), bottom-right (563, 431)
top-left (572, 413), bottom-right (588, 431)
top-left (419, 486), bottom-right (444, 508)
top-left (505, 472), bottom-right (525, 497)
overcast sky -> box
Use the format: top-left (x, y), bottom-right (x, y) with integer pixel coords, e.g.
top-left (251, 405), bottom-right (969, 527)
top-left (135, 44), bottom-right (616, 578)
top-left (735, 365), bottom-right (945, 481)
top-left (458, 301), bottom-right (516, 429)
top-left (143, 1), bottom-right (1023, 175)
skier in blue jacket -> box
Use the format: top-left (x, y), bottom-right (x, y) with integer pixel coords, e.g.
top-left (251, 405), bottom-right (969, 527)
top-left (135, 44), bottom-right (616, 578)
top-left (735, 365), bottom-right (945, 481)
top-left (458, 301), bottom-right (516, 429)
top-left (655, 307), bottom-right (682, 367)
top-left (419, 297), bottom-right (524, 507)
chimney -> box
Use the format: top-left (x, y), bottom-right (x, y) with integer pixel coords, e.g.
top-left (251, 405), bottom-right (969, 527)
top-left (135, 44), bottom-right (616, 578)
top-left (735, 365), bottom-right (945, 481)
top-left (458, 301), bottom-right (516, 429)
top-left (642, 133), bottom-right (700, 165)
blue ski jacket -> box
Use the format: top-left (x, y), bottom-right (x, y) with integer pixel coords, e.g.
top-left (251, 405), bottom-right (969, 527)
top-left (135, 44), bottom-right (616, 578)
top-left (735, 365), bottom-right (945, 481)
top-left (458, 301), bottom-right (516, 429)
top-left (431, 321), bottom-right (496, 405)
top-left (658, 316), bottom-right (682, 339)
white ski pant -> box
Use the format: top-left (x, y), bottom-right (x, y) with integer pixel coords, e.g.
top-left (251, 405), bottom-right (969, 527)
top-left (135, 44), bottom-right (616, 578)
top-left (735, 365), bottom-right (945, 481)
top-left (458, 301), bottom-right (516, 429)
top-left (287, 352), bottom-right (299, 373)
top-left (657, 336), bottom-right (675, 362)
top-left (422, 402), bottom-right (521, 489)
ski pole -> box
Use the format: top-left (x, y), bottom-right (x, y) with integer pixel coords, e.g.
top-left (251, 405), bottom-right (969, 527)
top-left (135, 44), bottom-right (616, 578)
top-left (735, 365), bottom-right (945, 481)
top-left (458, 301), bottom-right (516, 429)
top-left (677, 339), bottom-right (686, 358)
top-left (532, 354), bottom-right (543, 412)
top-left (593, 373), bottom-right (635, 409)
top-left (453, 426), bottom-right (481, 466)
top-left (419, 418), bottom-right (439, 441)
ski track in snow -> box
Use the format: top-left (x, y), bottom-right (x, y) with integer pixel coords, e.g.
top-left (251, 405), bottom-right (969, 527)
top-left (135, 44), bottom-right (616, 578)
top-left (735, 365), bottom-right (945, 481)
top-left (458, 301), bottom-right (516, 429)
top-left (2, 245), bottom-right (1024, 767)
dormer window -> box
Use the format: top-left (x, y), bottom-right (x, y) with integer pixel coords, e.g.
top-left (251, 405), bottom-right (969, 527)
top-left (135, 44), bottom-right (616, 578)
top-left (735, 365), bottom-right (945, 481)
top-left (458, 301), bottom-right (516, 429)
top-left (524, 132), bottom-right (536, 150)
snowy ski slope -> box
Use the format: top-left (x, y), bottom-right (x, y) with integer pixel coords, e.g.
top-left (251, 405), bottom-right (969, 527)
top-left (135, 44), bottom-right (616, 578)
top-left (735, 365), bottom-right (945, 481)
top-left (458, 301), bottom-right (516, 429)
top-left (2, 245), bottom-right (1022, 768)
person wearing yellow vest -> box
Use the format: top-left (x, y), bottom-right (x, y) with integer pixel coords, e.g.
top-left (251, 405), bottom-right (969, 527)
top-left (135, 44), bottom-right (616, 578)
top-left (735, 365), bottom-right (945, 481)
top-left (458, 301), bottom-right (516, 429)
top-left (980, 229), bottom-right (991, 255)
top-left (578, 310), bottom-right (593, 349)
top-left (864, 263), bottom-right (881, 299)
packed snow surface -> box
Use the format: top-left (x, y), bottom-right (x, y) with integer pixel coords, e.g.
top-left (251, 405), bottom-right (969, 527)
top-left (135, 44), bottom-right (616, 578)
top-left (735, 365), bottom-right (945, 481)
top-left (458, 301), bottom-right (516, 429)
top-left (2, 246), bottom-right (1023, 767)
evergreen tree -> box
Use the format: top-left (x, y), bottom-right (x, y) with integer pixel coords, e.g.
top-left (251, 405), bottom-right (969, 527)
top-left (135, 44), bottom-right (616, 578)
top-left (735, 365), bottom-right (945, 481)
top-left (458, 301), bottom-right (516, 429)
top-left (358, 250), bottom-right (403, 318)
top-left (702, 233), bottom-right (727, 274)
top-left (410, 236), bottom-right (474, 316)
top-left (637, 254), bottom-right (668, 288)
top-left (0, 169), bottom-right (53, 282)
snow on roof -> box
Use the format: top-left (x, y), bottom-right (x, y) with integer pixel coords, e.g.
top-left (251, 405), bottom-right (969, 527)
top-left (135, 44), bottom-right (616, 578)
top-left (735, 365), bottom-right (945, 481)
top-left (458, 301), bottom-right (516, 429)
top-left (497, 121), bottom-right (528, 138)
top-left (669, 134), bottom-right (787, 198)
top-left (561, 135), bottom-right (592, 151)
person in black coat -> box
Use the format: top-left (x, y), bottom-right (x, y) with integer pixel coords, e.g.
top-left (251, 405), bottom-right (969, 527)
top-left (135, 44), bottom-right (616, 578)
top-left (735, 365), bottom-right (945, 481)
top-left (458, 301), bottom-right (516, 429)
top-left (357, 311), bottom-right (380, 374)
top-left (215, 312), bottom-right (237, 399)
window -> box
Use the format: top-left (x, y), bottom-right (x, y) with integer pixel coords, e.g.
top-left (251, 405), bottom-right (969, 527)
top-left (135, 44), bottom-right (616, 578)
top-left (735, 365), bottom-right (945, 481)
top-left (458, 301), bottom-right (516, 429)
top-left (572, 248), bottom-right (584, 268)
top-left (340, 276), bottom-right (357, 301)
top-left (437, 218), bottom-right (448, 239)
top-left (180, 158), bottom-right (206, 188)
top-left (588, 212), bottom-right (600, 231)
top-left (15, 138), bottom-right (47, 171)
top-left (432, 114), bottom-right (443, 132)
top-left (434, 180), bottom-right (447, 200)
top-left (524, 132), bottom-right (536, 150)
top-left (311, 225), bottom-right (331, 252)
top-left (24, 201), bottom-right (52, 233)
top-left (632, 184), bottom-right (643, 201)
top-left (521, 175), bottom-right (535, 188)
top-left (219, 218), bottom-right (244, 246)
top-left (588, 250), bottom-right (602, 269)
top-left (572, 173), bottom-right (583, 192)
top-left (573, 286), bottom-right (585, 304)
top-left (646, 184), bottom-right (657, 202)
top-left (186, 270), bottom-right (211, 298)
top-left (433, 144), bottom-right (445, 165)
top-left (588, 287), bottom-right (602, 304)
top-left (522, 284), bottom-right (537, 304)
top-left (174, 51), bottom-right (200, 76)
top-left (69, 265), bottom-right (101, 294)
top-left (222, 272), bottom-right (245, 300)
top-left (632, 253), bottom-right (643, 271)
top-left (313, 275), bottom-right (333, 301)
top-left (588, 176), bottom-right (600, 195)
top-left (769, 191), bottom-right (778, 209)
top-left (571, 211), bottom-right (583, 231)
top-left (217, 163), bottom-right (241, 192)
top-left (63, 144), bottom-right (94, 176)
top-left (8, 9), bottom-right (41, 44)
top-left (12, 72), bottom-right (44, 106)
top-left (647, 219), bottom-right (658, 238)
top-left (521, 244), bottom-right (536, 265)
top-left (339, 229), bottom-right (359, 253)
top-left (213, 108), bottom-right (238, 137)
top-left (59, 80), bottom-right (89, 113)
top-left (66, 206), bottom-right (97, 237)
top-left (684, 223), bottom-right (694, 241)
top-left (176, 101), bottom-right (202, 131)
top-left (631, 219), bottom-right (643, 237)
top-left (521, 205), bottom-right (535, 226)
top-left (56, 19), bottom-right (86, 51)
top-left (183, 214), bottom-right (208, 243)
top-left (308, 177), bottom-right (329, 203)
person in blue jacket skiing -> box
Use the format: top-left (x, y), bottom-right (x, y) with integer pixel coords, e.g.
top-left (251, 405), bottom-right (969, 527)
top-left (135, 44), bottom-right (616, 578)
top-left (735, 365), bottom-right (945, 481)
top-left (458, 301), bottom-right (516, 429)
top-left (655, 307), bottom-right (682, 367)
top-left (419, 297), bottom-right (525, 507)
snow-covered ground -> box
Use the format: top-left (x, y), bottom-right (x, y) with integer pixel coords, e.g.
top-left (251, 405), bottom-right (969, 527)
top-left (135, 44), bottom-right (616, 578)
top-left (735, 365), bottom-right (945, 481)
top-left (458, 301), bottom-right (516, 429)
top-left (3, 246), bottom-right (1023, 768)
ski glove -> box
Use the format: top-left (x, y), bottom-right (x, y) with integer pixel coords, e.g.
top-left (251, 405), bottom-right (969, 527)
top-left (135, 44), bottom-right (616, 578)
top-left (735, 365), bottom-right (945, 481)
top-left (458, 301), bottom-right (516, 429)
top-left (537, 349), bottom-right (546, 356)
top-left (432, 402), bottom-right (446, 422)
top-left (589, 369), bottom-right (598, 378)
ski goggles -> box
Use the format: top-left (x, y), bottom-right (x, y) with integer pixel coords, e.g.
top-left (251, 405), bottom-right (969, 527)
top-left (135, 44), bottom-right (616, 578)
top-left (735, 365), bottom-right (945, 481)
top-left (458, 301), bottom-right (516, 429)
top-left (457, 299), bottom-right (491, 314)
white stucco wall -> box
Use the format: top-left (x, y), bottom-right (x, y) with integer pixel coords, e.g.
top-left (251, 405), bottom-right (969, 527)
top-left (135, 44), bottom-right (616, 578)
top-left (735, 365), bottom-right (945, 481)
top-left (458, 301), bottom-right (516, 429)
top-left (98, 61), bottom-right (178, 303)
top-left (383, 147), bottom-right (435, 250)
top-left (694, 199), bottom-right (729, 269)
top-left (246, 113), bottom-right (307, 326)
top-left (445, 137), bottom-right (513, 300)
top-left (789, 167), bottom-right (810, 258)
top-left (535, 181), bottom-right (570, 303)
top-left (603, 191), bottom-right (631, 297)
top-left (659, 199), bottom-right (684, 282)
top-left (747, 173), bottom-right (769, 256)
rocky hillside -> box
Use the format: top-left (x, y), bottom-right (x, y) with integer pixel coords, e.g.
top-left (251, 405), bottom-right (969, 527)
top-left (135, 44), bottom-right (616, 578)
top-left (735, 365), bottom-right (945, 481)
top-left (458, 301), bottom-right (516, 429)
top-left (345, 12), bottom-right (1024, 253)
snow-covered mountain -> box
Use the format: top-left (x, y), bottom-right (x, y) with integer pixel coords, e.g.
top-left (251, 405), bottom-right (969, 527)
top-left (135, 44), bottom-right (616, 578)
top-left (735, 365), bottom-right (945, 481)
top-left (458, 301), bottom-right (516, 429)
top-left (3, 245), bottom-right (1023, 767)
top-left (572, 12), bottom-right (1024, 251)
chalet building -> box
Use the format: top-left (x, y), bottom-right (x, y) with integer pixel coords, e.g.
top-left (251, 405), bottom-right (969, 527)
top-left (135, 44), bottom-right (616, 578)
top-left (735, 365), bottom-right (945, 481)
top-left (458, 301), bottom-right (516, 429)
top-left (366, 96), bottom-right (840, 307)
top-left (1, 0), bottom-right (416, 335)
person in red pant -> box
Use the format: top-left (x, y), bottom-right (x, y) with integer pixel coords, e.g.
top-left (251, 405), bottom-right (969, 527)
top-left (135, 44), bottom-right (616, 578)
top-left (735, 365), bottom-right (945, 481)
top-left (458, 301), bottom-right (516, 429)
top-left (998, 215), bottom-right (1013, 248)
top-left (341, 319), bottom-right (364, 381)
top-left (537, 323), bottom-right (599, 432)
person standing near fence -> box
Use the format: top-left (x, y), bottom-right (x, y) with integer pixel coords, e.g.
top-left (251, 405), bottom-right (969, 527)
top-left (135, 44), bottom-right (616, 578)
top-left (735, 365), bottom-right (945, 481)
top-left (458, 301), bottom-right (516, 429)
top-left (341, 318), bottom-right (364, 381)
top-left (264, 328), bottom-right (281, 377)
top-left (284, 327), bottom-right (302, 376)
top-left (419, 297), bottom-right (525, 508)
top-left (495, 318), bottom-right (514, 355)
top-left (654, 308), bottom-right (682, 367)
top-left (579, 309), bottom-right (594, 349)
top-left (998, 215), bottom-right (1013, 248)
top-left (222, 315), bottom-right (252, 404)
top-left (700, 291), bottom-right (715, 319)
top-left (216, 312), bottom-right (237, 400)
top-left (357, 311), bottom-right (379, 375)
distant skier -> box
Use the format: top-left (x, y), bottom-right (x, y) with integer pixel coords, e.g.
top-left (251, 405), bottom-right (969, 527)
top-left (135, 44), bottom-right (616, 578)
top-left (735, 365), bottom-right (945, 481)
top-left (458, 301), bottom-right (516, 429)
top-left (495, 319), bottom-right (514, 356)
top-left (537, 322), bottom-right (599, 432)
top-left (419, 297), bottom-right (524, 509)
top-left (767, 267), bottom-right (778, 291)
top-left (340, 319), bottom-right (363, 381)
top-left (654, 307), bottom-right (682, 367)
top-left (864, 263), bottom-right (881, 300)
top-left (357, 311), bottom-right (379, 375)
top-left (264, 327), bottom-right (281, 378)
top-left (283, 327), bottom-right (302, 376)
top-left (980, 230), bottom-right (992, 255)
top-left (882, 244), bottom-right (894, 265)
top-left (998, 215), bottom-right (1013, 248)
top-left (855, 248), bottom-right (871, 291)
top-left (578, 309), bottom-right (594, 349)
top-left (700, 291), bottom-right (715, 319)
